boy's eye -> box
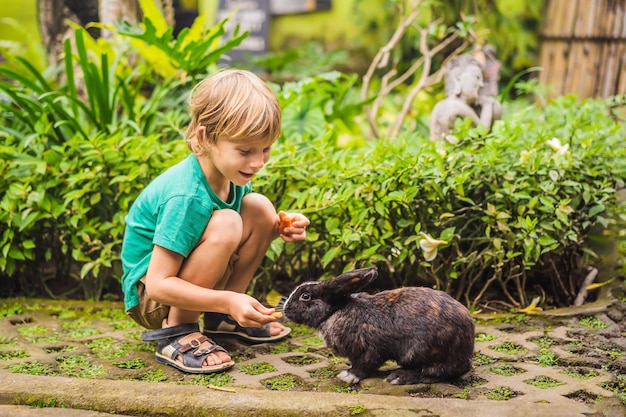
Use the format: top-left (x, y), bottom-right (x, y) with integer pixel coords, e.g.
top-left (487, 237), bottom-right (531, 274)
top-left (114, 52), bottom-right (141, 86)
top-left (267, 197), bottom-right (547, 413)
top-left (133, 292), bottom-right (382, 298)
top-left (263, 147), bottom-right (271, 153)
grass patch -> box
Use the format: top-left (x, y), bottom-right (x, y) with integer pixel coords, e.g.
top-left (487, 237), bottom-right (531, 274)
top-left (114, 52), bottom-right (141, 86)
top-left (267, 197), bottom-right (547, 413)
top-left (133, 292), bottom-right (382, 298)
top-left (528, 336), bottom-right (555, 348)
top-left (288, 324), bottom-right (315, 337)
top-left (300, 335), bottom-right (325, 347)
top-left (141, 369), bottom-right (167, 382)
top-left (239, 361), bottom-right (277, 375)
top-left (87, 337), bottom-right (129, 360)
top-left (17, 325), bottom-right (49, 338)
top-left (524, 375), bottom-right (565, 389)
top-left (489, 342), bottom-right (528, 355)
top-left (454, 387), bottom-right (471, 399)
top-left (485, 386), bottom-right (517, 400)
top-left (475, 332), bottom-right (496, 343)
top-left (182, 372), bottom-right (234, 387)
top-left (115, 358), bottom-right (145, 369)
top-left (0, 349), bottom-right (29, 360)
top-left (282, 354), bottom-right (321, 366)
top-left (534, 348), bottom-right (558, 367)
top-left (0, 303), bottom-right (23, 317)
top-left (473, 352), bottom-right (497, 366)
top-left (56, 355), bottom-right (107, 378)
top-left (601, 375), bottom-right (626, 405)
top-left (348, 404), bottom-right (367, 415)
top-left (261, 374), bottom-right (303, 391)
top-left (579, 316), bottom-right (610, 329)
top-left (561, 367), bottom-right (598, 380)
top-left (488, 364), bottom-right (525, 376)
top-left (9, 360), bottom-right (56, 375)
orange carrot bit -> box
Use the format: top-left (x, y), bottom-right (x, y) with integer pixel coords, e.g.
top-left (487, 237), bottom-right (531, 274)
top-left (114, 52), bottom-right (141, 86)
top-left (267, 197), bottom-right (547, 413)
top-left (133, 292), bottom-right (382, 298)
top-left (279, 213), bottom-right (293, 234)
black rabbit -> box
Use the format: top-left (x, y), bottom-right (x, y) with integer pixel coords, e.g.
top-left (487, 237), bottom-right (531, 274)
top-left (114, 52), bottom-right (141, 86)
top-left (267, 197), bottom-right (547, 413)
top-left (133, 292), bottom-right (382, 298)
top-left (283, 266), bottom-right (475, 385)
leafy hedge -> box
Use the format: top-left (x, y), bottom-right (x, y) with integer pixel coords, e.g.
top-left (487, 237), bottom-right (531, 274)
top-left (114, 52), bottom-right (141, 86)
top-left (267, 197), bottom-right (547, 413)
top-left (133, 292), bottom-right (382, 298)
top-left (259, 93), bottom-right (626, 309)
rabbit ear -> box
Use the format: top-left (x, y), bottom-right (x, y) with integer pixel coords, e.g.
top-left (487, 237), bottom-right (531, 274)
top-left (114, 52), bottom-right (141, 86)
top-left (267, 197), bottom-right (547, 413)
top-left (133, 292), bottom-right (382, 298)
top-left (322, 267), bottom-right (378, 294)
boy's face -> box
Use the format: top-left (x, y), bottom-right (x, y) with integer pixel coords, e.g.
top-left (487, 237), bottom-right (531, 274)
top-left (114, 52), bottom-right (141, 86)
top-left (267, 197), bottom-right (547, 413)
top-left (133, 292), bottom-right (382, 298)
top-left (212, 135), bottom-right (272, 186)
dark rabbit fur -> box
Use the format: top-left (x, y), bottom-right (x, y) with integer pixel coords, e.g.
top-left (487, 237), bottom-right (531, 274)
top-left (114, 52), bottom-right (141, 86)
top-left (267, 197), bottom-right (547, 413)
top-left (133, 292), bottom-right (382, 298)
top-left (283, 267), bottom-right (475, 385)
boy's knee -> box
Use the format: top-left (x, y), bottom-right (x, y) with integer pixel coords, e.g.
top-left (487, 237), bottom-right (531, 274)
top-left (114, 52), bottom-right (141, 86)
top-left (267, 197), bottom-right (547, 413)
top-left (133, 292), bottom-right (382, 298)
top-left (242, 193), bottom-right (275, 218)
top-left (204, 209), bottom-right (243, 245)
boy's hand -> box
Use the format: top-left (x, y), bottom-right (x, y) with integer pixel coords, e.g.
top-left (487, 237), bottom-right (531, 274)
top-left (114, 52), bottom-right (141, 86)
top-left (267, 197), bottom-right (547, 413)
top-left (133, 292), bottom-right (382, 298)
top-left (278, 211), bottom-right (310, 242)
top-left (227, 292), bottom-right (278, 328)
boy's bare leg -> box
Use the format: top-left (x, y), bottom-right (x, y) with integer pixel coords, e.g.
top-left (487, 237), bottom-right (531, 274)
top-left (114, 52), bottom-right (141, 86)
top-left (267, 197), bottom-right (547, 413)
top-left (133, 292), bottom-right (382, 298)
top-left (167, 208), bottom-right (244, 366)
top-left (224, 193), bottom-right (286, 336)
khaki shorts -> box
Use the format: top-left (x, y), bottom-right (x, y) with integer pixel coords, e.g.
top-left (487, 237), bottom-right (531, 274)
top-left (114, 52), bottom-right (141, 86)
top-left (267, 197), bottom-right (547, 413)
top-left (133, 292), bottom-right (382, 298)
top-left (127, 254), bottom-right (238, 330)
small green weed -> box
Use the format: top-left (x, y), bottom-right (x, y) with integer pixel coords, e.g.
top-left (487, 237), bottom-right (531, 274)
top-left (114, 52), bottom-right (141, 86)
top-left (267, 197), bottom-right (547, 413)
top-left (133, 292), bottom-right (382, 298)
top-left (87, 337), bottom-right (129, 360)
top-left (528, 336), bottom-right (555, 348)
top-left (475, 333), bottom-right (496, 343)
top-left (473, 352), bottom-right (497, 366)
top-left (17, 325), bottom-right (49, 338)
top-left (0, 349), bottom-right (29, 360)
top-left (485, 386), bottom-right (516, 400)
top-left (261, 374), bottom-right (302, 391)
top-left (9, 360), bottom-right (55, 376)
top-left (269, 340), bottom-right (293, 354)
top-left (454, 387), bottom-right (471, 399)
top-left (0, 336), bottom-right (17, 346)
top-left (561, 367), bottom-right (598, 379)
top-left (534, 348), bottom-right (558, 367)
top-left (289, 324), bottom-right (314, 337)
top-left (56, 355), bottom-right (107, 379)
top-left (348, 404), bottom-right (367, 415)
top-left (310, 366), bottom-right (339, 379)
top-left (488, 364), bottom-right (525, 376)
top-left (300, 335), bottom-right (325, 347)
top-left (579, 316), bottom-right (610, 329)
top-left (183, 372), bottom-right (234, 387)
top-left (490, 342), bottom-right (528, 355)
top-left (141, 369), bottom-right (167, 382)
top-left (115, 358), bottom-right (145, 369)
top-left (0, 303), bottom-right (22, 317)
top-left (239, 361), bottom-right (277, 375)
top-left (283, 354), bottom-right (321, 366)
top-left (524, 375), bottom-right (565, 389)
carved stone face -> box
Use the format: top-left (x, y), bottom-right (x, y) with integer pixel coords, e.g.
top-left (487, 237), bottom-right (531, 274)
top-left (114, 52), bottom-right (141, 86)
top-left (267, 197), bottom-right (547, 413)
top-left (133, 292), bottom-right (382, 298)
top-left (457, 65), bottom-right (484, 104)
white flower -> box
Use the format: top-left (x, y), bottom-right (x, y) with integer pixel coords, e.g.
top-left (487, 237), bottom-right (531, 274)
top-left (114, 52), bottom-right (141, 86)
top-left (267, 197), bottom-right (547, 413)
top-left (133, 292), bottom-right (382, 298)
top-left (546, 137), bottom-right (569, 158)
top-left (419, 233), bottom-right (447, 261)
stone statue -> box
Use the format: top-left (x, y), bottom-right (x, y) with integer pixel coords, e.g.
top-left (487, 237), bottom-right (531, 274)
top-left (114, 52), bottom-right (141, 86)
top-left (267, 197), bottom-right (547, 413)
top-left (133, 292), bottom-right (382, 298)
top-left (429, 53), bottom-right (502, 141)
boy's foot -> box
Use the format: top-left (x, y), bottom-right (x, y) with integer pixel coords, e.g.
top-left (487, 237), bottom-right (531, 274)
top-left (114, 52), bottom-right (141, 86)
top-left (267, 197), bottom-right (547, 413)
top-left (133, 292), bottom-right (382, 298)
top-left (203, 312), bottom-right (291, 343)
top-left (142, 323), bottom-right (235, 374)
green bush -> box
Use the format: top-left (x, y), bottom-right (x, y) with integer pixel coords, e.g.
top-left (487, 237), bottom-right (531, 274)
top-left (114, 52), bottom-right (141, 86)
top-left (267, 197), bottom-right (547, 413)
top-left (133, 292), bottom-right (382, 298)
top-left (258, 94), bottom-right (626, 309)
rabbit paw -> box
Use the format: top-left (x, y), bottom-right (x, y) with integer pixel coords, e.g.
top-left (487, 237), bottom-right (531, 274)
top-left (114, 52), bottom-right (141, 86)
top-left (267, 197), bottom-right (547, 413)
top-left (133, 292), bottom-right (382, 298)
top-left (337, 370), bottom-right (361, 385)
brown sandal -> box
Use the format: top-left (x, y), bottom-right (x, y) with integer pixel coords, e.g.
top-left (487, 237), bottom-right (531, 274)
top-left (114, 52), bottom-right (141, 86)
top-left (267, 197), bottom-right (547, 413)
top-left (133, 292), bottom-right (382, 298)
top-left (142, 323), bottom-right (235, 374)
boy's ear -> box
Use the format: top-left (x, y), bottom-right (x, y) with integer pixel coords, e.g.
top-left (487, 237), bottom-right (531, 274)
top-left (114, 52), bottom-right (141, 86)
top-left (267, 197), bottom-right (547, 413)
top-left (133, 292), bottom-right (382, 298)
top-left (323, 267), bottom-right (378, 294)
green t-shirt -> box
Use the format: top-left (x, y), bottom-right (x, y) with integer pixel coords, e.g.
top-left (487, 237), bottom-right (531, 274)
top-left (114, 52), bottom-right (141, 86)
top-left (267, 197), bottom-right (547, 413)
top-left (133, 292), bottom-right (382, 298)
top-left (121, 154), bottom-right (252, 311)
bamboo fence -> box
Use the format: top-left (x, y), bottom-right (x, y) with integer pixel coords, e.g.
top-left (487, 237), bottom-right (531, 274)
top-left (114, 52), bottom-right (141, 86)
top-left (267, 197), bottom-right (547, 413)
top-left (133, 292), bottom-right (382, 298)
top-left (538, 0), bottom-right (626, 98)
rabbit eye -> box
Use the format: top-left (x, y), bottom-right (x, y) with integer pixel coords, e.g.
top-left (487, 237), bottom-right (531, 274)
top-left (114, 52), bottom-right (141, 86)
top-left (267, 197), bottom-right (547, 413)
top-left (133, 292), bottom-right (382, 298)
top-left (299, 293), bottom-right (311, 301)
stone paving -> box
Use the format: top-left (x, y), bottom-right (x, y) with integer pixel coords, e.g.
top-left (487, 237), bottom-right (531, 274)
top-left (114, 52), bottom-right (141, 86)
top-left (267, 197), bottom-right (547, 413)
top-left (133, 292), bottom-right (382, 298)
top-left (0, 295), bottom-right (625, 416)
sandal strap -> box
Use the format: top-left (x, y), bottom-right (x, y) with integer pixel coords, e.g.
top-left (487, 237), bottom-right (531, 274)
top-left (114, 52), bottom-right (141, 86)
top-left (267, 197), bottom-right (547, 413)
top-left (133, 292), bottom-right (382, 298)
top-left (141, 322), bottom-right (200, 342)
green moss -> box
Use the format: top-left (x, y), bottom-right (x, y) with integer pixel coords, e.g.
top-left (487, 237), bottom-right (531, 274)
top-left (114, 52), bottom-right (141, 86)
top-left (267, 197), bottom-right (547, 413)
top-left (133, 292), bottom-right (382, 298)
top-left (141, 369), bottom-right (168, 382)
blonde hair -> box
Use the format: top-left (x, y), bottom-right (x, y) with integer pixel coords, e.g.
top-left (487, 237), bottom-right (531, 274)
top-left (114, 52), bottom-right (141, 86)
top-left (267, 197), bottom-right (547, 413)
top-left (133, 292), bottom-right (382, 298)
top-left (185, 69), bottom-right (282, 155)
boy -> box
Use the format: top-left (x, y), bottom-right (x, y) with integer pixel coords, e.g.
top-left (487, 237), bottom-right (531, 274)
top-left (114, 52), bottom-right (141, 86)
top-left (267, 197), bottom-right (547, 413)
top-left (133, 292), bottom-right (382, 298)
top-left (121, 69), bottom-right (310, 374)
